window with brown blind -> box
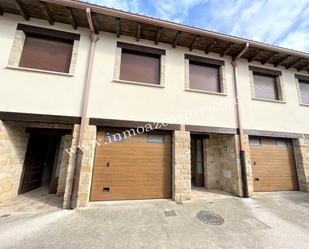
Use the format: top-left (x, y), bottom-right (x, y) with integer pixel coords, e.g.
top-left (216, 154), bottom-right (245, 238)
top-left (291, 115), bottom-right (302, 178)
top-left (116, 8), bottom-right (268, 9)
top-left (19, 34), bottom-right (74, 73)
top-left (253, 72), bottom-right (279, 100)
top-left (299, 80), bottom-right (309, 105)
top-left (119, 49), bottom-right (160, 85)
top-left (189, 61), bottom-right (221, 93)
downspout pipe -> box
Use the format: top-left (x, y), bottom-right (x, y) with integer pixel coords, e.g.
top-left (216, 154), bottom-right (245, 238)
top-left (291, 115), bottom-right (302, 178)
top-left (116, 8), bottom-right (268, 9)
top-left (232, 43), bottom-right (250, 198)
top-left (70, 7), bottom-right (99, 209)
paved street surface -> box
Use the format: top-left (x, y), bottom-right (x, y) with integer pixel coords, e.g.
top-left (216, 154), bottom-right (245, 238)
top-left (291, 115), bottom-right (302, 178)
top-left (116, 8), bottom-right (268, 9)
top-left (0, 191), bottom-right (309, 249)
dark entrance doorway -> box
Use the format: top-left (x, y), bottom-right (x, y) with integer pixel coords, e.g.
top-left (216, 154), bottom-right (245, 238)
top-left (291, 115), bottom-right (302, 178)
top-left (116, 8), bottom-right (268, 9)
top-left (191, 135), bottom-right (205, 187)
top-left (19, 128), bottom-right (70, 195)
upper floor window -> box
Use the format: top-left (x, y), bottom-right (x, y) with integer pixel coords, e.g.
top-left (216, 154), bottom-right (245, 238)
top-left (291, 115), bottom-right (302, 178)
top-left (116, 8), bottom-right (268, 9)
top-left (295, 74), bottom-right (309, 105)
top-left (185, 54), bottom-right (225, 94)
top-left (114, 42), bottom-right (166, 86)
top-left (249, 66), bottom-right (284, 101)
top-left (8, 24), bottom-right (80, 75)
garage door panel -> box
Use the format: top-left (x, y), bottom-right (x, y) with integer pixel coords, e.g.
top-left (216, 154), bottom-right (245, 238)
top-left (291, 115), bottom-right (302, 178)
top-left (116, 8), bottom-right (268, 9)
top-left (250, 137), bottom-right (299, 192)
top-left (91, 128), bottom-right (172, 201)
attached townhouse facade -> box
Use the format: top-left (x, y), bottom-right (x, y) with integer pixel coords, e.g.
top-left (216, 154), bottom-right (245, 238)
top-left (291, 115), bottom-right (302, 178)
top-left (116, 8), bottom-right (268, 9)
top-left (0, 0), bottom-right (309, 209)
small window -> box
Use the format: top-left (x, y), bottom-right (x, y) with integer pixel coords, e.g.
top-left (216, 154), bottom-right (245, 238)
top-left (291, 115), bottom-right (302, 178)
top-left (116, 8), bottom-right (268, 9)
top-left (120, 49), bottom-right (160, 85)
top-left (105, 132), bottom-right (124, 143)
top-left (19, 34), bottom-right (74, 73)
top-left (147, 134), bottom-right (164, 144)
top-left (249, 138), bottom-right (261, 146)
top-left (299, 80), bottom-right (309, 105)
top-left (276, 140), bottom-right (287, 147)
top-left (189, 61), bottom-right (221, 92)
top-left (253, 72), bottom-right (279, 100)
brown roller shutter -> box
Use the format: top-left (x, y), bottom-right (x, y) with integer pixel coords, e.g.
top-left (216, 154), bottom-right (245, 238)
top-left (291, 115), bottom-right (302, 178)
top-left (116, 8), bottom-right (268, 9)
top-left (299, 80), bottom-right (309, 104)
top-left (120, 49), bottom-right (160, 84)
top-left (189, 61), bottom-right (220, 92)
top-left (19, 34), bottom-right (73, 73)
top-left (253, 72), bottom-right (279, 100)
top-left (91, 128), bottom-right (172, 201)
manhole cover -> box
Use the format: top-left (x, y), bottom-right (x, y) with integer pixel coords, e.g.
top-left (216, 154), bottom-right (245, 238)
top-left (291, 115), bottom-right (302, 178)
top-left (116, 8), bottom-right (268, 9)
top-left (0, 214), bottom-right (11, 218)
top-left (196, 210), bottom-right (224, 225)
top-left (164, 210), bottom-right (177, 217)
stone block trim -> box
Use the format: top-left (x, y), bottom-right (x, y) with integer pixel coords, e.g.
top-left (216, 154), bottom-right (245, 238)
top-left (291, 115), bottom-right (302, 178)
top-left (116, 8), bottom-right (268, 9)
top-left (77, 125), bottom-right (97, 207)
top-left (243, 135), bottom-right (254, 196)
top-left (56, 134), bottom-right (73, 195)
top-left (8, 30), bottom-right (25, 67)
top-left (293, 138), bottom-right (309, 192)
top-left (172, 126), bottom-right (191, 203)
top-left (62, 124), bottom-right (97, 208)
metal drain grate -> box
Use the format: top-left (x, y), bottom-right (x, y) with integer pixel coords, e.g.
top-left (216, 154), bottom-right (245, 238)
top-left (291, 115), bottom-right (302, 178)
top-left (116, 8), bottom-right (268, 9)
top-left (164, 210), bottom-right (177, 217)
top-left (196, 210), bottom-right (224, 225)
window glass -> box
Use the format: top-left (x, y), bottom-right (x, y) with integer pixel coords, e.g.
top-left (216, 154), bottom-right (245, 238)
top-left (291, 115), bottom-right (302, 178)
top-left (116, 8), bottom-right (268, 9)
top-left (147, 134), bottom-right (164, 144)
top-left (249, 138), bottom-right (261, 146)
top-left (276, 140), bottom-right (287, 147)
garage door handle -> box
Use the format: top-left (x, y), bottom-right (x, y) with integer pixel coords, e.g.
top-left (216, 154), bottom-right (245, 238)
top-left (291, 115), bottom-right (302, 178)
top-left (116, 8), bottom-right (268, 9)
top-left (254, 178), bottom-right (260, 181)
top-left (106, 161), bottom-right (111, 167)
top-left (253, 161), bottom-right (256, 165)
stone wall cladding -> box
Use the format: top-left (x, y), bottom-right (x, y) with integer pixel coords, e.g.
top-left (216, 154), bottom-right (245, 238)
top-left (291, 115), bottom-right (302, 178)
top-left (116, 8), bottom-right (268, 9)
top-left (172, 126), bottom-right (191, 203)
top-left (243, 135), bottom-right (254, 196)
top-left (56, 134), bottom-right (73, 195)
top-left (8, 30), bottom-right (25, 67)
top-left (204, 134), bottom-right (242, 196)
top-left (293, 138), bottom-right (309, 192)
top-left (0, 121), bottom-right (73, 203)
top-left (77, 125), bottom-right (97, 207)
top-left (62, 124), bottom-right (97, 208)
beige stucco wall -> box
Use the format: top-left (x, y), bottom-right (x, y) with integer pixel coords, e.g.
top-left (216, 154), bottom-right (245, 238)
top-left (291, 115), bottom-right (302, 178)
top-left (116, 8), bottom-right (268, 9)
top-left (0, 15), bottom-right (309, 134)
top-left (89, 32), bottom-right (237, 129)
top-left (237, 59), bottom-right (309, 134)
top-left (0, 14), bottom-right (88, 117)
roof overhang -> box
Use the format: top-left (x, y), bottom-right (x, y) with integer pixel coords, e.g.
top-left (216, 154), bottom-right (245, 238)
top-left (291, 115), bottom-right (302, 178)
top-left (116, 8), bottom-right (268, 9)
top-left (0, 0), bottom-right (309, 73)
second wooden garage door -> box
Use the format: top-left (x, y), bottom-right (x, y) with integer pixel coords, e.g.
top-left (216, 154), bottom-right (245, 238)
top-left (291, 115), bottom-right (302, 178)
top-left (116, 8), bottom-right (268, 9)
top-left (250, 137), bottom-right (299, 192)
top-left (90, 128), bottom-right (172, 201)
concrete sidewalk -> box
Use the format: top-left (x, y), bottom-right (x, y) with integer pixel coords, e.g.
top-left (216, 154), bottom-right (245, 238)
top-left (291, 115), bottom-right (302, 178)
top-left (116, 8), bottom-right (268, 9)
top-left (0, 191), bottom-right (309, 249)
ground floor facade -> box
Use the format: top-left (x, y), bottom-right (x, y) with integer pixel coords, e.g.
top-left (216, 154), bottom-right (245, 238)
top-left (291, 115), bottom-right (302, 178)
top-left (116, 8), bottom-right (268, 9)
top-left (0, 118), bottom-right (309, 208)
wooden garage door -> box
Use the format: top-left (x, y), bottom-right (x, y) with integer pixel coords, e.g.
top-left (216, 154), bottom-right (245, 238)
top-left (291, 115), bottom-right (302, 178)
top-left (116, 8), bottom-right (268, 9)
top-left (250, 137), bottom-right (299, 192)
top-left (90, 128), bottom-right (172, 201)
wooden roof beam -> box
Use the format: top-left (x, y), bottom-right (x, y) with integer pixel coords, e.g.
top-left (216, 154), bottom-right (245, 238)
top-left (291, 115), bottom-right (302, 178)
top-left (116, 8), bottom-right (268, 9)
top-left (262, 52), bottom-right (279, 65)
top-left (297, 63), bottom-right (309, 72)
top-left (204, 39), bottom-right (217, 54)
top-left (172, 31), bottom-right (181, 48)
top-left (66, 7), bottom-right (77, 29)
top-left (221, 43), bottom-right (233, 57)
top-left (16, 0), bottom-right (30, 21)
top-left (136, 23), bottom-right (141, 41)
top-left (116, 18), bottom-right (121, 38)
top-left (286, 58), bottom-right (303, 69)
top-left (189, 35), bottom-right (200, 51)
top-left (248, 50), bottom-right (263, 62)
top-left (154, 28), bottom-right (161, 45)
top-left (274, 55), bottom-right (290, 67)
top-left (39, 2), bottom-right (54, 25)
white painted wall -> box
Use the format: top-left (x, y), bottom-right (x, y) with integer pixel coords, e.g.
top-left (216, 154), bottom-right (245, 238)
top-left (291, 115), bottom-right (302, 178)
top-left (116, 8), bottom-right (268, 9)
top-left (0, 14), bottom-right (89, 117)
top-left (0, 14), bottom-right (308, 133)
top-left (237, 59), bottom-right (309, 133)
